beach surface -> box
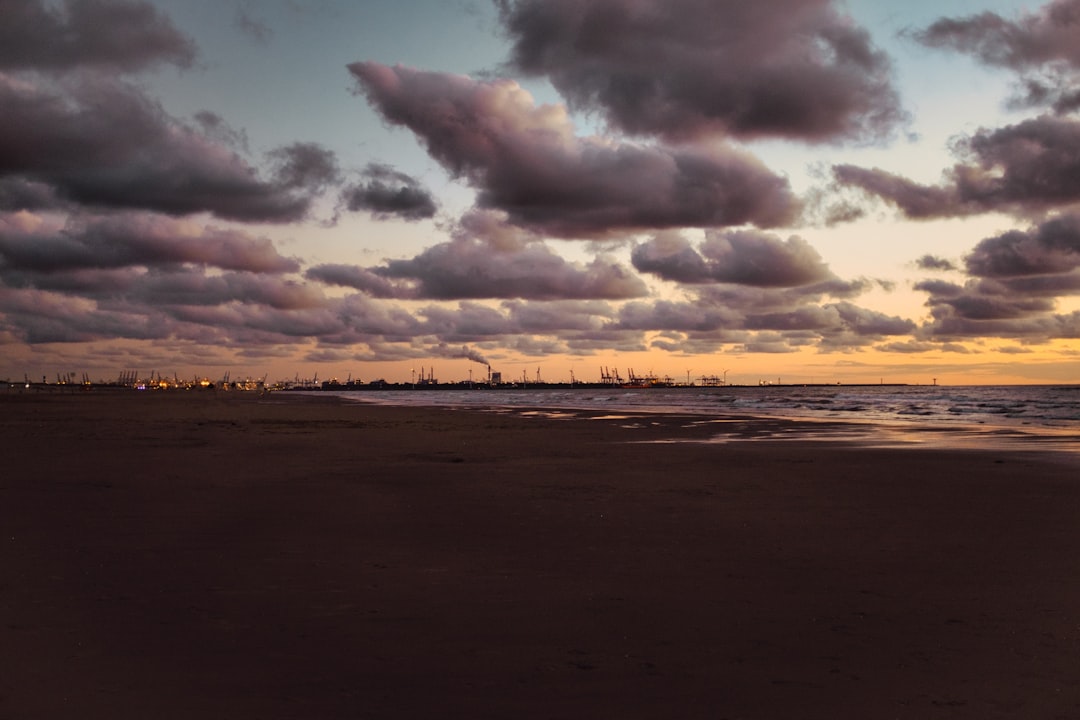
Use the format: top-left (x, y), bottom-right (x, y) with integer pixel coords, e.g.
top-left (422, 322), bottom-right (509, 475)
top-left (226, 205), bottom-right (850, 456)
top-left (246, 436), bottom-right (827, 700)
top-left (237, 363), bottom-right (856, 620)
top-left (2, 389), bottom-right (1079, 718)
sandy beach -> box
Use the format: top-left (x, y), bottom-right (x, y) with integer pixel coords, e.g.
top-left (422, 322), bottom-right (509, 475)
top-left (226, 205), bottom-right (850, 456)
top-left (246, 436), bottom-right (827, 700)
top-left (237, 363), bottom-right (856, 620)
top-left (2, 388), bottom-right (1079, 719)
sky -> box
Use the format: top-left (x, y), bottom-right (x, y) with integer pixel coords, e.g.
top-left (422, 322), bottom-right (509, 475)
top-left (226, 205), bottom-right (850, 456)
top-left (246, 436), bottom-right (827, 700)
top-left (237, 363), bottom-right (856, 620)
top-left (2, 0), bottom-right (1080, 386)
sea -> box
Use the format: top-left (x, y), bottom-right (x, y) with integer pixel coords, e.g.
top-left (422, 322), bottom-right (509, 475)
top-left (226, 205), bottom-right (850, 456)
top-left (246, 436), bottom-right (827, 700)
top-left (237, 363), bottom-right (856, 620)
top-left (322, 384), bottom-right (1080, 457)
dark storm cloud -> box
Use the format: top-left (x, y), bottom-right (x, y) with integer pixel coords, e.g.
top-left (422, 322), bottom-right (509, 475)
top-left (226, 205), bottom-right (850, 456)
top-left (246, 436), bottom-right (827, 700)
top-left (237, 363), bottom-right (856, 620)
top-left (341, 163), bottom-right (438, 221)
top-left (563, 329), bottom-right (651, 354)
top-left (914, 0), bottom-right (1080, 70)
top-left (0, 286), bottom-right (169, 344)
top-left (418, 302), bottom-right (514, 339)
top-left (834, 115), bottom-right (1080, 218)
top-left (495, 0), bottom-right (904, 143)
top-left (615, 299), bottom-right (742, 333)
top-left (0, 266), bottom-right (142, 295)
top-left (0, 263), bottom-right (427, 348)
top-left (168, 301), bottom-right (343, 339)
top-left (349, 63), bottom-right (800, 236)
top-left (964, 213), bottom-right (1080, 278)
top-left (333, 294), bottom-right (426, 338)
top-left (742, 300), bottom-right (916, 350)
top-left (919, 306), bottom-right (1080, 340)
top-left (310, 237), bottom-right (647, 301)
top-left (631, 230), bottom-right (833, 287)
top-left (304, 264), bottom-right (401, 298)
top-left (0, 0), bottom-right (400, 363)
top-left (735, 298), bottom-right (910, 340)
top-left (692, 278), bottom-right (874, 316)
top-left (912, 281), bottom-right (1058, 327)
top-left (989, 273), bottom-right (1080, 294)
top-left (831, 165), bottom-right (958, 218)
top-left (913, 0), bottom-right (1080, 113)
top-left (812, 277), bottom-right (877, 299)
top-left (610, 272), bottom-right (910, 351)
top-left (0, 179), bottom-right (62, 212)
top-left (0, 254), bottom-right (917, 354)
top-left (931, 283), bottom-right (1057, 320)
top-left (380, 238), bottom-right (648, 300)
top-left (0, 223), bottom-right (644, 353)
top-left (957, 117), bottom-right (1080, 209)
top-left (0, 75), bottom-right (337, 222)
top-left (502, 300), bottom-right (614, 333)
top-left (823, 200), bottom-right (867, 227)
top-left (823, 301), bottom-right (917, 336)
top-left (912, 214), bottom-right (1080, 340)
top-left (449, 209), bottom-right (542, 249)
top-left (0, 262), bottom-right (325, 315)
top-left (628, 232), bottom-right (709, 284)
top-left (0, 0), bottom-right (196, 73)
top-left (129, 270), bottom-right (326, 311)
top-left (0, 213), bottom-right (300, 274)
top-left (915, 255), bottom-right (959, 272)
top-left (739, 335), bottom-right (812, 354)
top-left (913, 279), bottom-right (965, 298)
top-left (267, 143), bottom-right (340, 193)
top-left (743, 305), bottom-right (844, 332)
top-left (504, 335), bottom-right (574, 357)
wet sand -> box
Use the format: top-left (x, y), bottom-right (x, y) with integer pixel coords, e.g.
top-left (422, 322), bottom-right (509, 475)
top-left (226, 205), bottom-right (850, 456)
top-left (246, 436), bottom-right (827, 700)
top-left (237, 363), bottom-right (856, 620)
top-left (2, 389), bottom-right (1079, 718)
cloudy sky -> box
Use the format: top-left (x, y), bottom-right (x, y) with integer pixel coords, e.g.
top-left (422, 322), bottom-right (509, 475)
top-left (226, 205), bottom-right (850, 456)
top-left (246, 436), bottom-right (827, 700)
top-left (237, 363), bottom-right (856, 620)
top-left (3, 0), bottom-right (1080, 385)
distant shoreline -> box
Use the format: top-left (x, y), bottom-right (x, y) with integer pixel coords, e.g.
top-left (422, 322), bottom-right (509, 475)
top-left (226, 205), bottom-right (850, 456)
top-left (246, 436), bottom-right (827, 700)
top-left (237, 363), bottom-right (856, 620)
top-left (3, 380), bottom-right (919, 393)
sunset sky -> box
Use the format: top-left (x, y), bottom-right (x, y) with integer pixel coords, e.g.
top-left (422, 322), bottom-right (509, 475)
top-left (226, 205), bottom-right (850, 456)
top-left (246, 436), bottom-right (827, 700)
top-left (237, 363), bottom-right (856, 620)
top-left (3, 0), bottom-right (1080, 386)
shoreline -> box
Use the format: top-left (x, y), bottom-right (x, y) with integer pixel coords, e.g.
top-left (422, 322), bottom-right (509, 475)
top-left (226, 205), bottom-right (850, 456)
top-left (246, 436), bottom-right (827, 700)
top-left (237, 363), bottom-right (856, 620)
top-left (326, 389), bottom-right (1080, 463)
top-left (4, 391), bottom-right (1080, 718)
top-left (7, 382), bottom-right (1079, 443)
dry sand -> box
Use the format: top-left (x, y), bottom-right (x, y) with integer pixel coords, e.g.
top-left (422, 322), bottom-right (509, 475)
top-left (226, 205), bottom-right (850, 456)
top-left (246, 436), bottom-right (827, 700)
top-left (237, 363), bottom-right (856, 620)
top-left (2, 388), bottom-right (1079, 719)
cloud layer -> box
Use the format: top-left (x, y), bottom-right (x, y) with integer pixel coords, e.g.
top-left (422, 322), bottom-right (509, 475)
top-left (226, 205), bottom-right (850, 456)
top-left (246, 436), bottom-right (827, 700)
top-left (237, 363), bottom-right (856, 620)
top-left (0, 0), bottom-right (196, 73)
top-left (341, 163), bottom-right (438, 221)
top-left (914, 213), bottom-right (1080, 341)
top-left (497, 0), bottom-right (905, 143)
top-left (834, 115), bottom-right (1080, 218)
top-left (0, 213), bottom-right (300, 274)
top-left (914, 0), bottom-right (1080, 112)
top-left (0, 74), bottom-right (338, 222)
top-left (349, 62), bottom-right (800, 236)
top-left (311, 237), bottom-right (646, 301)
top-left (4, 0), bottom-right (1079, 379)
top-left (632, 230), bottom-right (833, 287)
